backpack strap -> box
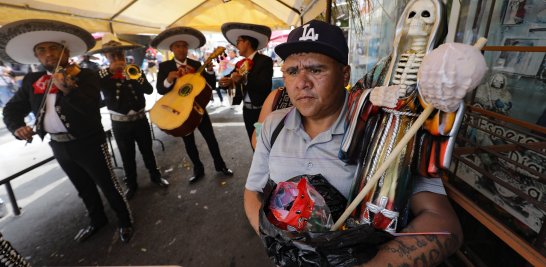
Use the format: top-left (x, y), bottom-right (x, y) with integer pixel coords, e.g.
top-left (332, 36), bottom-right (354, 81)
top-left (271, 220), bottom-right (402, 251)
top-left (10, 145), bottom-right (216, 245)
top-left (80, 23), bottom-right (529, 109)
top-left (270, 114), bottom-right (288, 148)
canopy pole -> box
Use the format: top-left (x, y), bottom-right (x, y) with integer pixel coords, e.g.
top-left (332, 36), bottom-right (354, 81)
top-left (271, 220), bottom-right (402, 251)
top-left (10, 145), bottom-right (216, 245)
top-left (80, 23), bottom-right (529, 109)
top-left (296, 0), bottom-right (319, 26)
top-left (326, 0), bottom-right (332, 24)
top-left (274, 0), bottom-right (303, 25)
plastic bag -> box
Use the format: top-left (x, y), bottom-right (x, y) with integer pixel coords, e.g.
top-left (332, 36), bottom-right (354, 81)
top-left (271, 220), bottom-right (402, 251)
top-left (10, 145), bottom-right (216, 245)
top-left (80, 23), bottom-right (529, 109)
top-left (260, 176), bottom-right (394, 267)
top-left (268, 177), bottom-right (333, 232)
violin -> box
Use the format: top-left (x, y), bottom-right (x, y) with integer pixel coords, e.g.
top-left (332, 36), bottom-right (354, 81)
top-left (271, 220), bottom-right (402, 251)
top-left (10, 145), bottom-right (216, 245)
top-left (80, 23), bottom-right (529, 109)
top-left (55, 62), bottom-right (81, 89)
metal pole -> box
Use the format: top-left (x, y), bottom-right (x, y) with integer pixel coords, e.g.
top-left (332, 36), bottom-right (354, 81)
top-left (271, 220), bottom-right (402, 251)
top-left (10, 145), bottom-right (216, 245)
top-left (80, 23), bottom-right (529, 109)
top-left (326, 0), bottom-right (333, 24)
top-left (5, 182), bottom-right (20, 216)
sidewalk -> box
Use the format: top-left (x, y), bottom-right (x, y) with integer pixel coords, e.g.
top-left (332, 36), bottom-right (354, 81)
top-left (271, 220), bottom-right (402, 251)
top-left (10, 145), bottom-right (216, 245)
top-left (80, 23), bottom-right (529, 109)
top-left (0, 87), bottom-right (274, 266)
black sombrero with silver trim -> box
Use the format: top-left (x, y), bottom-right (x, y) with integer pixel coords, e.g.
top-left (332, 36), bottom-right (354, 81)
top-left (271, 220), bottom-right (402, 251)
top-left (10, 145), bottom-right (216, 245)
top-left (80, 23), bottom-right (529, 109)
top-left (149, 27), bottom-right (206, 51)
top-left (0, 19), bottom-right (96, 64)
top-left (221, 23), bottom-right (271, 50)
top-left (86, 33), bottom-right (144, 55)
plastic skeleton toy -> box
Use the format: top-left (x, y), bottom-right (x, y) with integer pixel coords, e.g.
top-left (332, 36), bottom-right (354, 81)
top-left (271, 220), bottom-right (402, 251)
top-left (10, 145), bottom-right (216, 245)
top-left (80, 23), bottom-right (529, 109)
top-left (392, 0), bottom-right (435, 98)
top-left (339, 0), bottom-right (486, 233)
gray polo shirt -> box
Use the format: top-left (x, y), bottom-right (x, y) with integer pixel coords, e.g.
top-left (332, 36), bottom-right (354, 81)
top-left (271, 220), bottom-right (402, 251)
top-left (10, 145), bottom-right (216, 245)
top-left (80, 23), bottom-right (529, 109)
top-left (246, 91), bottom-right (446, 198)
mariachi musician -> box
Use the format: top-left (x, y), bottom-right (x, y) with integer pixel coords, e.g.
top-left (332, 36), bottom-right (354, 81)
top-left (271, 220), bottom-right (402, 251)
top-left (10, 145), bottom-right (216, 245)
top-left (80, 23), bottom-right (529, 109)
top-left (88, 33), bottom-right (169, 200)
top-left (218, 23), bottom-right (274, 145)
top-left (1, 19), bottom-right (133, 243)
top-left (151, 27), bottom-right (233, 183)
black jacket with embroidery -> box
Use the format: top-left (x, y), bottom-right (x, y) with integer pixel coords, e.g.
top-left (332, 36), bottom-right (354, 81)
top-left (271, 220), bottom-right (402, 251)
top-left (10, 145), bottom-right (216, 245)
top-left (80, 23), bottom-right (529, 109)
top-left (3, 68), bottom-right (103, 140)
top-left (218, 53), bottom-right (273, 106)
top-left (97, 68), bottom-right (153, 115)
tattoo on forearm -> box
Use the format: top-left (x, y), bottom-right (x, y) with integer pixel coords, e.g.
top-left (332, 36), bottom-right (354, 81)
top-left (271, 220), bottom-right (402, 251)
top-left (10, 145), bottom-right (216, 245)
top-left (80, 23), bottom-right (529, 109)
top-left (380, 229), bottom-right (460, 267)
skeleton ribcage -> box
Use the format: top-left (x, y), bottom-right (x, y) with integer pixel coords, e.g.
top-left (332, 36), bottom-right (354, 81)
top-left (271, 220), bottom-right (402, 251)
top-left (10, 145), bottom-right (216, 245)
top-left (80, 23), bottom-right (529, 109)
top-left (392, 51), bottom-right (425, 98)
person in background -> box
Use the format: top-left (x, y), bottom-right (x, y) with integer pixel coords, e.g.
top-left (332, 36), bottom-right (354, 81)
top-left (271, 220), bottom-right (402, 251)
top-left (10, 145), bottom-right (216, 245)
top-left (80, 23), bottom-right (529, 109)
top-left (218, 23), bottom-right (274, 146)
top-left (91, 33), bottom-right (169, 200)
top-left (156, 51), bottom-right (163, 65)
top-left (204, 50), bottom-right (223, 106)
top-left (0, 61), bottom-right (15, 108)
top-left (145, 50), bottom-right (157, 82)
top-left (151, 26), bottom-right (234, 183)
top-left (221, 49), bottom-right (239, 77)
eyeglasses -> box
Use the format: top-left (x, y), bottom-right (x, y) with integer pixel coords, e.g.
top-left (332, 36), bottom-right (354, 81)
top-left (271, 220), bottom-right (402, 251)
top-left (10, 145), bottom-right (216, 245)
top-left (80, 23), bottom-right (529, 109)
top-left (236, 39), bottom-right (243, 45)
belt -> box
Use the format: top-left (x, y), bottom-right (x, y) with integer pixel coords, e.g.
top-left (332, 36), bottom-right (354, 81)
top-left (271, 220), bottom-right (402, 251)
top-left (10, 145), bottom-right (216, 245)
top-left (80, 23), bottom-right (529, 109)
top-left (243, 102), bottom-right (263, 110)
top-left (50, 132), bottom-right (77, 142)
top-left (110, 112), bottom-right (146, 122)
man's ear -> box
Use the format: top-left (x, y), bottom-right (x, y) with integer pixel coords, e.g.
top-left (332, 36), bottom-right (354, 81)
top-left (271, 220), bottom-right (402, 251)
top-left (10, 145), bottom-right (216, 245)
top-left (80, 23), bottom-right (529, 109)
top-left (342, 65), bottom-right (351, 87)
top-left (34, 53), bottom-right (38, 59)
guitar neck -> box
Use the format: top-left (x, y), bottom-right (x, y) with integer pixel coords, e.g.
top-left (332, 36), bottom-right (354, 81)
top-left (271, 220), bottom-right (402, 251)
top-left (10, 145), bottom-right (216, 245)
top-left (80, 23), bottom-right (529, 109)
top-left (195, 46), bottom-right (226, 76)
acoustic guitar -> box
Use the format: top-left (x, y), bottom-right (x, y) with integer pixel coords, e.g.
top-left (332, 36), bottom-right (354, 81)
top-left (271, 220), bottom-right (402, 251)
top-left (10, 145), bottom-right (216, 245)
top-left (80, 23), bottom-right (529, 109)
top-left (150, 47), bottom-right (225, 137)
top-left (228, 59), bottom-right (251, 106)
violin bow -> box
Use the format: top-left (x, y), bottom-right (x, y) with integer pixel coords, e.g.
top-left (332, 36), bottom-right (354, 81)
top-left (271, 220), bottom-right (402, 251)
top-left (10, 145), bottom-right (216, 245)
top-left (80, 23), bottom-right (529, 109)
top-left (27, 40), bottom-right (67, 145)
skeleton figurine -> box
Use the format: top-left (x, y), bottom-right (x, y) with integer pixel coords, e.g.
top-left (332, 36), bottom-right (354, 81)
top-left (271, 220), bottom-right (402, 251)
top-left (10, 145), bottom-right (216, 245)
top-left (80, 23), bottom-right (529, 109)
top-left (339, 0), bottom-right (486, 233)
top-left (392, 0), bottom-right (436, 98)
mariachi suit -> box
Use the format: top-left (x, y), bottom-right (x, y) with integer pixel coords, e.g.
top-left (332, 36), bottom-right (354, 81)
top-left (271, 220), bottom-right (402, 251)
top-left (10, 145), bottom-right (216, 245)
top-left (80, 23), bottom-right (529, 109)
top-left (156, 58), bottom-right (227, 173)
top-left (220, 53), bottom-right (273, 141)
top-left (3, 69), bottom-right (132, 228)
top-left (97, 68), bottom-right (161, 190)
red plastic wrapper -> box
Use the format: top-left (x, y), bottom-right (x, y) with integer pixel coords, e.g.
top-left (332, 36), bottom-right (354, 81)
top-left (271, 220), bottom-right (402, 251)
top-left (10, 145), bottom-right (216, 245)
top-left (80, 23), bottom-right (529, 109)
top-left (267, 177), bottom-right (333, 232)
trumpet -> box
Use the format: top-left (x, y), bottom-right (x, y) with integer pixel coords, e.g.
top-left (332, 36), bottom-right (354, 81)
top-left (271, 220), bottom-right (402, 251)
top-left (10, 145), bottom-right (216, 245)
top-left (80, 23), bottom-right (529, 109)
top-left (123, 64), bottom-right (141, 80)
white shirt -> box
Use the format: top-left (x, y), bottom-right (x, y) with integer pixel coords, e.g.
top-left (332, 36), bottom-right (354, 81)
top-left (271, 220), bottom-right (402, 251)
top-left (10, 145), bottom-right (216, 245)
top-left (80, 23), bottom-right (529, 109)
top-left (163, 58), bottom-right (215, 89)
top-left (43, 71), bottom-right (68, 133)
top-left (243, 51), bottom-right (258, 103)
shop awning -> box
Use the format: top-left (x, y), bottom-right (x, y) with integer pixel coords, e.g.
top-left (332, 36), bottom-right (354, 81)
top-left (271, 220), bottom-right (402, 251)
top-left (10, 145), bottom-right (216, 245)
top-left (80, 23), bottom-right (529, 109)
top-left (0, 0), bottom-right (331, 34)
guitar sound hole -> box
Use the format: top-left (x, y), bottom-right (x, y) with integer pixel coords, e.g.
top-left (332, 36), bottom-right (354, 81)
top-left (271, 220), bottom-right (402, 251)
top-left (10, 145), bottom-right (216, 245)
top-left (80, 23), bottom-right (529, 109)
top-left (178, 84), bottom-right (193, 96)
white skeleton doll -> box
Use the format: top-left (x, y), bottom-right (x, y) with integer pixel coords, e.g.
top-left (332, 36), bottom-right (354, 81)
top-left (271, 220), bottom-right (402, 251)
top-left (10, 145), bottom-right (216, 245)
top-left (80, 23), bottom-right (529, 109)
top-left (340, 0), bottom-right (486, 233)
top-left (392, 0), bottom-right (436, 98)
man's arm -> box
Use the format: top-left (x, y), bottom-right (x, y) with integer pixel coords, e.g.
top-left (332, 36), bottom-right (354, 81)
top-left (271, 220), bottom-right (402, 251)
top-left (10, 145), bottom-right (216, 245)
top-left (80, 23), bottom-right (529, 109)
top-left (361, 191), bottom-right (463, 267)
top-left (244, 189), bottom-right (263, 235)
top-left (156, 62), bottom-right (173, 95)
top-left (133, 70), bottom-right (153, 94)
top-left (3, 75), bottom-right (32, 137)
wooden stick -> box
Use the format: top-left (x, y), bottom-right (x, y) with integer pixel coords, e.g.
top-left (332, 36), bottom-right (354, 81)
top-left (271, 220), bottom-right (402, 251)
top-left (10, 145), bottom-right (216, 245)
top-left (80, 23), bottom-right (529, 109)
top-left (330, 105), bottom-right (435, 231)
top-left (330, 37), bottom-right (488, 231)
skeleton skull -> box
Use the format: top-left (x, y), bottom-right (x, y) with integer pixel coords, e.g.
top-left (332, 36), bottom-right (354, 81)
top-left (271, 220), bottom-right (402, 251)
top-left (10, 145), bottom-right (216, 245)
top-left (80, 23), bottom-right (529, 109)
top-left (406, 0), bottom-right (436, 37)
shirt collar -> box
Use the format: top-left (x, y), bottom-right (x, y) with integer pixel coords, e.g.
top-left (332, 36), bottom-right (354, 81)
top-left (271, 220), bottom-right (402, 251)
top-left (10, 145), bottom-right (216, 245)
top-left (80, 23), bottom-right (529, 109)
top-left (285, 91), bottom-right (348, 135)
top-left (174, 57), bottom-right (187, 66)
top-left (247, 51), bottom-right (257, 60)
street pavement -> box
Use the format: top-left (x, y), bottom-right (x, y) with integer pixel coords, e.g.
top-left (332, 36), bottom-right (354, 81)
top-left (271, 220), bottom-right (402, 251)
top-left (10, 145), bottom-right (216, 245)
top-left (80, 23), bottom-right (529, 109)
top-left (0, 81), bottom-right (275, 266)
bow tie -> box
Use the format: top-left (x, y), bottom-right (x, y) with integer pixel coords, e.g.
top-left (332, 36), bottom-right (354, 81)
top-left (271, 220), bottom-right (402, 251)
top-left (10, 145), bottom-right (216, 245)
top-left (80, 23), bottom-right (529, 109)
top-left (178, 64), bottom-right (195, 77)
top-left (111, 70), bottom-right (126, 80)
top-left (33, 75), bottom-right (59, 94)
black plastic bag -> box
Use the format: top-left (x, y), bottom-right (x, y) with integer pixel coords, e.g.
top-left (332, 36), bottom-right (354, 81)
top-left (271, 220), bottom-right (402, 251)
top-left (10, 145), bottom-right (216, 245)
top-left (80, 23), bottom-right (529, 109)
top-left (259, 176), bottom-right (394, 267)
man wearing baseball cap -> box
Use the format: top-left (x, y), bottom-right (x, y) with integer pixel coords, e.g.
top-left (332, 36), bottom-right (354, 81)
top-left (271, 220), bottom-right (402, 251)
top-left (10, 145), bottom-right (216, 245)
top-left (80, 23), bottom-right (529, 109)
top-left (243, 20), bottom-right (462, 266)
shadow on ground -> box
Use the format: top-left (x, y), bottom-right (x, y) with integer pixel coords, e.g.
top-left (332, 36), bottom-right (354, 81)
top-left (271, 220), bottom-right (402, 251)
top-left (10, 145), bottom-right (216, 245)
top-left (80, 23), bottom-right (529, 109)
top-left (0, 103), bottom-right (275, 266)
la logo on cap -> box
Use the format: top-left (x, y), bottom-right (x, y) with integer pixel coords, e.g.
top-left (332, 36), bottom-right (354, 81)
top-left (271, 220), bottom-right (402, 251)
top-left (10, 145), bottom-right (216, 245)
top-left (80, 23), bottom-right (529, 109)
top-left (299, 24), bottom-right (319, 41)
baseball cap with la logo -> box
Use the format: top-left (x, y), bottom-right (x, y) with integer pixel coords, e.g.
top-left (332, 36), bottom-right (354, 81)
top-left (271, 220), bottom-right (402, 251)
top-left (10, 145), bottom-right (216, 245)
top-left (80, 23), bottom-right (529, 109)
top-left (275, 20), bottom-right (348, 65)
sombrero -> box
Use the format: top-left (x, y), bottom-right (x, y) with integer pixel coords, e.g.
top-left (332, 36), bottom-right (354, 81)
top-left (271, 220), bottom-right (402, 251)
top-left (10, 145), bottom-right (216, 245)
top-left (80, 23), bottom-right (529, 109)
top-left (86, 33), bottom-right (143, 55)
top-left (221, 23), bottom-right (271, 50)
top-left (0, 19), bottom-right (95, 64)
top-left (149, 27), bottom-right (206, 51)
